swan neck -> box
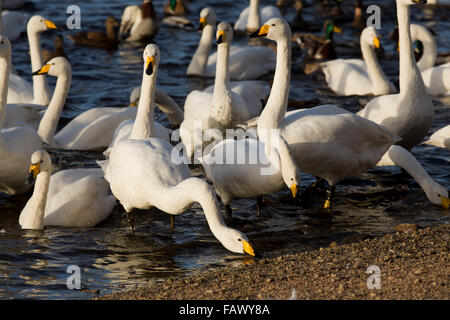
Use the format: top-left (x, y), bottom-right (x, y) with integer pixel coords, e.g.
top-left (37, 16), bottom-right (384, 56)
top-left (37, 72), bottom-right (71, 146)
top-left (26, 171), bottom-right (51, 229)
top-left (28, 30), bottom-right (51, 105)
top-left (0, 54), bottom-right (11, 129)
top-left (397, 1), bottom-right (423, 93)
top-left (187, 24), bottom-right (214, 75)
top-left (211, 43), bottom-right (233, 126)
top-left (248, 0), bottom-right (261, 32)
top-left (129, 65), bottom-right (158, 140)
top-left (258, 36), bottom-right (291, 132)
top-left (412, 26), bottom-right (437, 72)
top-left (360, 39), bottom-right (390, 93)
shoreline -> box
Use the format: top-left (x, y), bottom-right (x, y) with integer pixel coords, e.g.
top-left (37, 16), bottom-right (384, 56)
top-left (99, 224), bottom-right (449, 300)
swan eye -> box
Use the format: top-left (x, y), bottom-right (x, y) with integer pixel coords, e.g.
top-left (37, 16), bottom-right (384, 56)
top-left (238, 238), bottom-right (242, 242)
top-left (40, 160), bottom-right (43, 163)
top-left (0, 41), bottom-right (3, 44)
top-left (272, 24), bottom-right (275, 26)
top-left (291, 178), bottom-right (293, 181)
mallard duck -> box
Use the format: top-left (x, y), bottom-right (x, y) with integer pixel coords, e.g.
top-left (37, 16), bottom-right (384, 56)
top-left (42, 35), bottom-right (68, 62)
top-left (67, 16), bottom-right (119, 50)
top-left (163, 0), bottom-right (189, 16)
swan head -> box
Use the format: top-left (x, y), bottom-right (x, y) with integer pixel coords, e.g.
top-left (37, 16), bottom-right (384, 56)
top-left (216, 22), bottom-right (233, 45)
top-left (0, 36), bottom-right (12, 58)
top-left (143, 43), bottom-right (160, 76)
top-left (282, 162), bottom-right (301, 199)
top-left (248, 18), bottom-right (291, 42)
top-left (32, 56), bottom-right (71, 77)
top-left (425, 182), bottom-right (449, 209)
top-left (129, 86), bottom-right (141, 107)
top-left (198, 7), bottom-right (216, 31)
top-left (220, 228), bottom-right (255, 256)
top-left (27, 15), bottom-right (58, 34)
top-left (28, 150), bottom-right (51, 184)
top-left (361, 26), bottom-right (381, 49)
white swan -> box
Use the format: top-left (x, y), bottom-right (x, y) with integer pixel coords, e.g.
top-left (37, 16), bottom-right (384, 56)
top-left (0, 1), bottom-right (27, 41)
top-left (19, 150), bottom-right (116, 229)
top-left (357, 0), bottom-right (434, 151)
top-left (321, 26), bottom-right (397, 96)
top-left (104, 44), bottom-right (255, 256)
top-left (7, 15), bottom-right (56, 105)
top-left (119, 0), bottom-right (159, 42)
top-left (246, 18), bottom-right (449, 208)
top-left (234, 0), bottom-right (282, 33)
top-left (424, 125), bottom-right (450, 149)
top-left (406, 23), bottom-right (450, 96)
top-left (0, 36), bottom-right (42, 195)
top-left (181, 22), bottom-right (267, 158)
top-left (187, 7), bottom-right (276, 80)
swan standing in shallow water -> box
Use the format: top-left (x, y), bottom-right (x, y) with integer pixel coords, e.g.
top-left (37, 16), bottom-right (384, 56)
top-left (235, 0), bottom-right (282, 33)
top-left (187, 7), bottom-right (276, 80)
top-left (321, 26), bottom-right (397, 96)
top-left (19, 150), bottom-right (116, 229)
top-left (182, 22), bottom-right (268, 159)
top-left (244, 19), bottom-right (449, 209)
top-left (7, 15), bottom-right (56, 105)
top-left (104, 44), bottom-right (255, 256)
top-left (0, 36), bottom-right (42, 195)
top-left (358, 0), bottom-right (434, 151)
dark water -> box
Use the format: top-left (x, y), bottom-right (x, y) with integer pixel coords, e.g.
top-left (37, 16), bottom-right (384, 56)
top-left (0, 0), bottom-right (449, 299)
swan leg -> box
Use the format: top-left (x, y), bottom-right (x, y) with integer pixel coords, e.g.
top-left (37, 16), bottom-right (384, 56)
top-left (324, 185), bottom-right (336, 209)
top-left (256, 197), bottom-right (263, 217)
top-left (170, 215), bottom-right (175, 233)
top-left (225, 205), bottom-right (232, 221)
top-left (126, 210), bottom-right (135, 234)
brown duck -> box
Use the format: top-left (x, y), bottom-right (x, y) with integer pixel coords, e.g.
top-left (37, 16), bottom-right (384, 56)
top-left (67, 16), bottom-right (119, 50)
top-left (42, 35), bottom-right (68, 62)
top-left (291, 0), bottom-right (321, 32)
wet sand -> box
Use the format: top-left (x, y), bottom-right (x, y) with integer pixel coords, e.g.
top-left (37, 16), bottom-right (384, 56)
top-left (99, 224), bottom-right (449, 300)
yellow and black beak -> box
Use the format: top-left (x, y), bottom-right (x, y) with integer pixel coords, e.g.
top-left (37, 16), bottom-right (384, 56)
top-left (290, 183), bottom-right (298, 199)
top-left (146, 56), bottom-right (155, 76)
top-left (45, 19), bottom-right (58, 30)
top-left (32, 64), bottom-right (51, 76)
top-left (248, 24), bottom-right (270, 39)
top-left (412, 0), bottom-right (427, 4)
top-left (373, 36), bottom-right (380, 49)
top-left (216, 30), bottom-right (226, 44)
top-left (27, 163), bottom-right (40, 184)
top-left (243, 240), bottom-right (255, 257)
top-left (441, 196), bottom-right (450, 209)
top-left (198, 17), bottom-right (207, 31)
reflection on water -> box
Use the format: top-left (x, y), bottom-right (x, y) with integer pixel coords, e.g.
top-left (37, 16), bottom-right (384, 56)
top-left (0, 0), bottom-right (449, 299)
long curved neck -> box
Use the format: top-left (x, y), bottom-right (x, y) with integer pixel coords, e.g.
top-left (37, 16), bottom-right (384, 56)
top-left (154, 177), bottom-right (234, 249)
top-left (129, 64), bottom-right (158, 140)
top-left (411, 25), bottom-right (437, 72)
top-left (187, 24), bottom-right (214, 75)
top-left (28, 29), bottom-right (51, 105)
top-left (0, 53), bottom-right (10, 129)
top-left (22, 171), bottom-right (50, 230)
top-left (360, 39), bottom-right (391, 94)
top-left (397, 1), bottom-right (425, 94)
top-left (37, 72), bottom-right (71, 146)
top-left (210, 42), bottom-right (233, 126)
top-left (154, 88), bottom-right (184, 126)
top-left (257, 33), bottom-right (291, 134)
top-left (247, 0), bottom-right (261, 32)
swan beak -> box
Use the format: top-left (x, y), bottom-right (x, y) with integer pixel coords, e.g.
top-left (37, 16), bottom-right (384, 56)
top-left (129, 101), bottom-right (138, 107)
top-left (248, 25), bottom-right (270, 39)
top-left (242, 240), bottom-right (255, 256)
top-left (290, 183), bottom-right (298, 199)
top-left (397, 41), bottom-right (400, 52)
top-left (333, 26), bottom-right (342, 33)
top-left (28, 163), bottom-right (40, 184)
top-left (412, 0), bottom-right (427, 4)
top-left (198, 17), bottom-right (207, 31)
top-left (216, 30), bottom-right (225, 44)
top-left (373, 37), bottom-right (380, 49)
top-left (44, 20), bottom-right (58, 30)
top-left (32, 64), bottom-right (51, 76)
top-left (146, 56), bottom-right (154, 76)
top-left (441, 196), bottom-right (450, 209)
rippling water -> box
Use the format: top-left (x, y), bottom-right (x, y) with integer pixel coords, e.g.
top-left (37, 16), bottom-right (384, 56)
top-left (0, 0), bottom-right (449, 299)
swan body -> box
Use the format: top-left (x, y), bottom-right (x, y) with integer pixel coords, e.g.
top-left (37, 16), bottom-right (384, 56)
top-left (187, 7), bottom-right (275, 80)
top-left (182, 22), bottom-right (267, 158)
top-left (119, 1), bottom-right (159, 42)
top-left (358, 0), bottom-right (434, 151)
top-left (105, 44), bottom-right (255, 255)
top-left (424, 125), bottom-right (450, 149)
top-left (7, 15), bottom-right (56, 105)
top-left (321, 26), bottom-right (397, 96)
top-left (0, 36), bottom-right (42, 195)
top-left (19, 150), bottom-right (115, 229)
top-left (235, 0), bottom-right (282, 33)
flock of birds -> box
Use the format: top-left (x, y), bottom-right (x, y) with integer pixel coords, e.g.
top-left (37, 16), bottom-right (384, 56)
top-left (0, 0), bottom-right (449, 257)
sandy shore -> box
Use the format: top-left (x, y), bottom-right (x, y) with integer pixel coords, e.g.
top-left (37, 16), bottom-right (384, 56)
top-left (99, 224), bottom-right (449, 300)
